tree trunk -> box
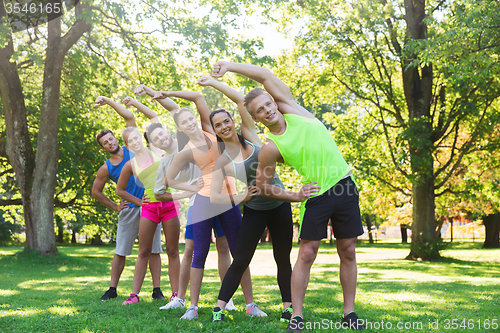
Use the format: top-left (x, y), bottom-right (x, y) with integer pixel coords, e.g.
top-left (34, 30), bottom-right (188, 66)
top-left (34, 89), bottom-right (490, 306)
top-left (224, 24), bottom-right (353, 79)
top-left (91, 234), bottom-right (103, 245)
top-left (364, 214), bottom-right (374, 244)
top-left (57, 226), bottom-right (64, 243)
top-left (403, 0), bottom-right (440, 260)
top-left (0, 2), bottom-right (36, 250)
top-left (483, 214), bottom-right (500, 248)
top-left (400, 224), bottom-right (408, 243)
top-left (71, 231), bottom-right (77, 244)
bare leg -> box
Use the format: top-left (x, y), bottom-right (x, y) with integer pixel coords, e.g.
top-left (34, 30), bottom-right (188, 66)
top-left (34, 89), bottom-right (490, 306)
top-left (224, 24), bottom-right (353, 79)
top-left (162, 216), bottom-right (181, 294)
top-left (110, 254), bottom-right (126, 288)
top-left (215, 236), bottom-right (230, 281)
top-left (148, 253), bottom-right (162, 288)
top-left (189, 267), bottom-right (204, 307)
top-left (131, 218), bottom-right (157, 294)
top-left (178, 239), bottom-right (194, 300)
top-left (291, 239), bottom-right (320, 318)
top-left (336, 237), bottom-right (358, 316)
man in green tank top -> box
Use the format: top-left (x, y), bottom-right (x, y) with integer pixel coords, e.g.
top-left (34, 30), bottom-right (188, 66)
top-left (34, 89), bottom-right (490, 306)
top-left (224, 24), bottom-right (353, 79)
top-left (213, 61), bottom-right (365, 331)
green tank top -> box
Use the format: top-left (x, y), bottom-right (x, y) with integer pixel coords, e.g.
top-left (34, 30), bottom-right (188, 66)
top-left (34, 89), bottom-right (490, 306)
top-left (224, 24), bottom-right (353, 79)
top-left (267, 114), bottom-right (351, 220)
top-left (132, 148), bottom-right (163, 203)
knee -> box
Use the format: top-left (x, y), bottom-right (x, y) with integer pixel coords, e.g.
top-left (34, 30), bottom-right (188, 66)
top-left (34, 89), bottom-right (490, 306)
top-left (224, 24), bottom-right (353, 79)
top-left (215, 237), bottom-right (229, 254)
top-left (138, 247), bottom-right (152, 259)
top-left (299, 244), bottom-right (318, 264)
top-left (166, 244), bottom-right (179, 258)
top-left (338, 242), bottom-right (356, 262)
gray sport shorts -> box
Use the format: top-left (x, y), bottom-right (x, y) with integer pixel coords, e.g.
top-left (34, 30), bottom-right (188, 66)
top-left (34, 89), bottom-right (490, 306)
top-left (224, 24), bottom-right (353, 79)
top-left (115, 206), bottom-right (162, 256)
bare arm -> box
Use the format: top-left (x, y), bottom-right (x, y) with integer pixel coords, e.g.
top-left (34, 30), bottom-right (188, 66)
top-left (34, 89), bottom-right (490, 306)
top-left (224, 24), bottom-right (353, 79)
top-left (212, 61), bottom-right (314, 119)
top-left (116, 162), bottom-right (147, 206)
top-left (153, 90), bottom-right (214, 135)
top-left (154, 191), bottom-right (195, 202)
top-left (122, 96), bottom-right (159, 123)
top-left (165, 149), bottom-right (202, 192)
top-left (94, 96), bottom-right (137, 127)
top-left (91, 164), bottom-right (128, 212)
top-left (197, 76), bottom-right (261, 146)
top-left (134, 84), bottom-right (180, 114)
top-left (256, 140), bottom-right (320, 202)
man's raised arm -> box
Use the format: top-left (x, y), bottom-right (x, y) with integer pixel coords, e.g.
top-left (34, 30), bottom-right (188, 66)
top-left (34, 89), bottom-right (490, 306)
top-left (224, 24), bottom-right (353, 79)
top-left (134, 84), bottom-right (179, 114)
top-left (94, 96), bottom-right (137, 127)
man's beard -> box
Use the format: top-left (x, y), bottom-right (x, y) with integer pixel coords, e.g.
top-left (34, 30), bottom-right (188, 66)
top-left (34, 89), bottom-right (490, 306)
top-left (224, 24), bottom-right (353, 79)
top-left (110, 146), bottom-right (121, 155)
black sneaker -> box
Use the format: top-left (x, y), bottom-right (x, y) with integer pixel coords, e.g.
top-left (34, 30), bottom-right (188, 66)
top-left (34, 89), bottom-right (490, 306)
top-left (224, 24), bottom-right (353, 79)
top-left (286, 315), bottom-right (304, 332)
top-left (152, 287), bottom-right (166, 300)
top-left (211, 306), bottom-right (225, 322)
top-left (341, 312), bottom-right (365, 331)
top-left (280, 305), bottom-right (293, 323)
top-left (100, 287), bottom-right (117, 301)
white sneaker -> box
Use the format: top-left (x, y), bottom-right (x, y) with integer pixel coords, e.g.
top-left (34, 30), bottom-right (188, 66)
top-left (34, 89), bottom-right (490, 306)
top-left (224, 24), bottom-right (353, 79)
top-left (226, 298), bottom-right (237, 311)
top-left (159, 296), bottom-right (185, 310)
top-left (246, 302), bottom-right (267, 317)
top-left (180, 305), bottom-right (198, 320)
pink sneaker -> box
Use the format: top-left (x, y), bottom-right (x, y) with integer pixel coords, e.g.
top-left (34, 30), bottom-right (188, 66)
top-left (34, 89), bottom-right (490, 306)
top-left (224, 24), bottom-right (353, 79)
top-left (170, 292), bottom-right (179, 302)
top-left (122, 293), bottom-right (139, 305)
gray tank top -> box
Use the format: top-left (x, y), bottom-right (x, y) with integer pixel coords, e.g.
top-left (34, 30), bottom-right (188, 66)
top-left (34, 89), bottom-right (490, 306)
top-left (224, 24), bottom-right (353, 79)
top-left (224, 140), bottom-right (284, 210)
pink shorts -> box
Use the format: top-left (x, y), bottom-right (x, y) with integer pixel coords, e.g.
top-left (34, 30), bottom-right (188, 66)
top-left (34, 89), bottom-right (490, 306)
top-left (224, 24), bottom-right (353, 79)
top-left (141, 201), bottom-right (180, 224)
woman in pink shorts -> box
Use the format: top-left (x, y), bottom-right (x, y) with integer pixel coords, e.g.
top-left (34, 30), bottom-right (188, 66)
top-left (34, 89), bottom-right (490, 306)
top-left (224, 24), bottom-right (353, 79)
top-left (117, 126), bottom-right (189, 305)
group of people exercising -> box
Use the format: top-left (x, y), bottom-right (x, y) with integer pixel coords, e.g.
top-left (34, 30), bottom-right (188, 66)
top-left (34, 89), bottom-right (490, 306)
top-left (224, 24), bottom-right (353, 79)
top-left (91, 61), bottom-right (365, 332)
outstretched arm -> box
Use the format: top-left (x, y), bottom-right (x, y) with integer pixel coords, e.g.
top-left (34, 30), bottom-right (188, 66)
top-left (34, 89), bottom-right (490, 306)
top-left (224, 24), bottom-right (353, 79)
top-left (212, 61), bottom-right (314, 119)
top-left (197, 76), bottom-right (261, 146)
top-left (121, 96), bottom-right (163, 156)
top-left (122, 96), bottom-right (158, 123)
top-left (94, 96), bottom-right (137, 127)
top-left (134, 84), bottom-right (180, 114)
top-left (153, 90), bottom-right (214, 135)
top-left (256, 140), bottom-right (320, 202)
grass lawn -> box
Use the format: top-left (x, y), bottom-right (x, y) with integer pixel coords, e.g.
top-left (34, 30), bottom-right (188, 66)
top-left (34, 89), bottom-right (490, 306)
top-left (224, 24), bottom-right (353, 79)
top-left (0, 241), bottom-right (499, 332)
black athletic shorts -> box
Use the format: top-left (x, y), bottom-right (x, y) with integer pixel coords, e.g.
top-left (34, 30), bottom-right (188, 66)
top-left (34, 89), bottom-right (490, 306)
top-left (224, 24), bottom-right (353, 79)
top-left (299, 176), bottom-right (364, 241)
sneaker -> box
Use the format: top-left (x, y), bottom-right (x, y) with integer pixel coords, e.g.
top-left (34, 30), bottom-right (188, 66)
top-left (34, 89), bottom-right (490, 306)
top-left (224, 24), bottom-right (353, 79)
top-left (211, 306), bottom-right (225, 322)
top-left (170, 292), bottom-right (179, 302)
top-left (246, 302), bottom-right (267, 317)
top-left (286, 315), bottom-right (304, 332)
top-left (226, 298), bottom-right (236, 311)
top-left (152, 287), bottom-right (165, 300)
top-left (122, 293), bottom-right (139, 305)
top-left (180, 305), bottom-right (198, 320)
top-left (341, 312), bottom-right (365, 331)
top-left (280, 305), bottom-right (293, 323)
top-left (100, 288), bottom-right (117, 301)
top-left (159, 296), bottom-right (185, 310)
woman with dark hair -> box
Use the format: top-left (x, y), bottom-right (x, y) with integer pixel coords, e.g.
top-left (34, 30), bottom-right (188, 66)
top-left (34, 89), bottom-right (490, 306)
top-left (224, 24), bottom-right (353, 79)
top-left (196, 76), bottom-right (294, 323)
top-left (153, 89), bottom-right (261, 320)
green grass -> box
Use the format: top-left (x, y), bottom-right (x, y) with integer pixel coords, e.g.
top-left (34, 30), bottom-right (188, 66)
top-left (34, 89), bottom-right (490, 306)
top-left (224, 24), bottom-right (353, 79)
top-left (0, 241), bottom-right (499, 332)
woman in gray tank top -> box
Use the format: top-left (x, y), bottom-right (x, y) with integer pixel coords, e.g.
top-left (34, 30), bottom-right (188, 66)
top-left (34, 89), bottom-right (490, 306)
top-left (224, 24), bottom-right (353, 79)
top-left (197, 76), bottom-right (293, 323)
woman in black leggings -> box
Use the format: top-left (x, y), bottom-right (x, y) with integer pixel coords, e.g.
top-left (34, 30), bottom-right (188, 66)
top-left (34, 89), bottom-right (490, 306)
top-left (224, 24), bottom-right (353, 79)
top-left (197, 76), bottom-right (294, 322)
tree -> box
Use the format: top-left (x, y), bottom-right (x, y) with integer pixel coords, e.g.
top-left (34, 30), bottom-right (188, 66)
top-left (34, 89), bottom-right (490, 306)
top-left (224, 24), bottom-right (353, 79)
top-left (252, 0), bottom-right (500, 259)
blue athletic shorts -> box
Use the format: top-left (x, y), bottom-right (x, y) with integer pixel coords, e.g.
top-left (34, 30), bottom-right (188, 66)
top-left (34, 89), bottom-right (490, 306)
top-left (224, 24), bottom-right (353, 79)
top-left (185, 205), bottom-right (225, 239)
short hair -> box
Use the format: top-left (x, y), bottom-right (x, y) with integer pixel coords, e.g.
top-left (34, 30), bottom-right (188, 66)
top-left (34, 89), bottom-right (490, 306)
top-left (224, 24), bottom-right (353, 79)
top-left (121, 127), bottom-right (139, 144)
top-left (145, 122), bottom-right (166, 145)
top-left (243, 88), bottom-right (265, 114)
top-left (96, 129), bottom-right (114, 147)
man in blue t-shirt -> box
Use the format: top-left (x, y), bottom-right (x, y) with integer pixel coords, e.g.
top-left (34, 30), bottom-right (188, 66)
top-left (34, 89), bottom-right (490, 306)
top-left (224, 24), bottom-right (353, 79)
top-left (92, 96), bottom-right (163, 301)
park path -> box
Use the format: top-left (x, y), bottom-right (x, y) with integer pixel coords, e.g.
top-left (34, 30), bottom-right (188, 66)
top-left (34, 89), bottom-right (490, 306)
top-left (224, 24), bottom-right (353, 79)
top-left (202, 246), bottom-right (410, 276)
